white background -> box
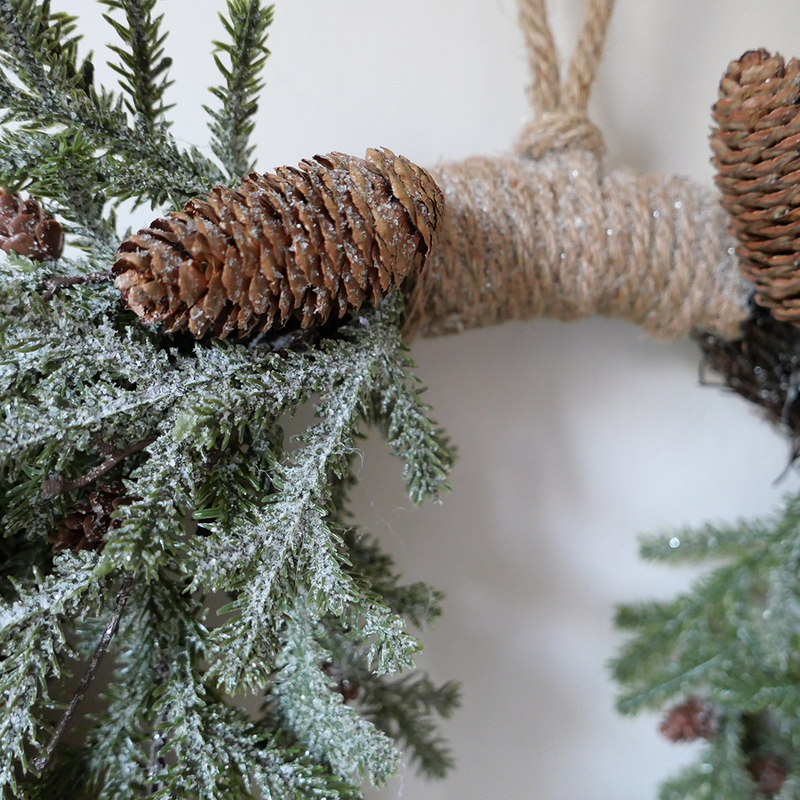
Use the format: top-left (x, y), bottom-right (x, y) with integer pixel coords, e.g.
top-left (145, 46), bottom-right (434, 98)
top-left (62, 1), bottom-right (800, 798)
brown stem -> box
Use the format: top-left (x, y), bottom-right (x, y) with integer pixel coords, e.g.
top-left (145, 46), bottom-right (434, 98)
top-left (42, 437), bottom-right (156, 499)
top-left (41, 270), bottom-right (113, 302)
top-left (34, 572), bottom-right (135, 773)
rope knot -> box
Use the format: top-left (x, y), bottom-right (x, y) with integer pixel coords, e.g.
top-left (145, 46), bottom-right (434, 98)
top-left (515, 112), bottom-right (605, 160)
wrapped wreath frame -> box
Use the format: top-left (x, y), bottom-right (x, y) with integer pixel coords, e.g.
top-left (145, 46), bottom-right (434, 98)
top-left (2, 1), bottom-right (800, 799)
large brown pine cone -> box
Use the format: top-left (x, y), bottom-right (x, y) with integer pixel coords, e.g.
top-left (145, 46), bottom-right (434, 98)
top-left (0, 190), bottom-right (64, 261)
top-left (711, 50), bottom-right (800, 325)
top-left (113, 148), bottom-right (444, 339)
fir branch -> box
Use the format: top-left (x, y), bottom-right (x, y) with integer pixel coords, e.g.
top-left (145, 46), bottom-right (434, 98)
top-left (34, 571), bottom-right (134, 773)
top-left (100, 0), bottom-right (174, 132)
top-left (270, 603), bottom-right (400, 786)
top-left (0, 0), bottom-right (223, 210)
top-left (360, 673), bottom-right (460, 779)
top-left (205, 0), bottom-right (274, 180)
top-left (0, 551), bottom-right (102, 795)
top-left (194, 304), bottom-right (422, 692)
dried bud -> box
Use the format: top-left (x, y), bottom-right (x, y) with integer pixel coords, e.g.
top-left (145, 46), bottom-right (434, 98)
top-left (322, 662), bottom-right (360, 703)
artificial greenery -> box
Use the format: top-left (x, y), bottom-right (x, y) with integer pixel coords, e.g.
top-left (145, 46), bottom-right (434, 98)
top-left (613, 493), bottom-right (800, 799)
top-left (0, 1), bottom-right (458, 797)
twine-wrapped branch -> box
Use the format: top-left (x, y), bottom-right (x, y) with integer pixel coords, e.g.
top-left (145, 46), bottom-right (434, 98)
top-left (406, 0), bottom-right (749, 341)
top-left (115, 0), bottom-right (752, 344)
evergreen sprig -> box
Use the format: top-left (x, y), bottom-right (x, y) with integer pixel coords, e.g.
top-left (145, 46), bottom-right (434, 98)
top-left (0, 2), bottom-right (457, 794)
top-left (206, 0), bottom-right (274, 180)
top-left (0, 0), bottom-right (223, 215)
top-left (612, 493), bottom-right (800, 799)
top-left (100, 0), bottom-right (174, 132)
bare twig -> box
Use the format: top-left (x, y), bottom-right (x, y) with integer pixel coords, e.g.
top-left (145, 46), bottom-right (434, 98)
top-left (41, 270), bottom-right (113, 301)
top-left (34, 572), bottom-right (135, 773)
top-left (42, 437), bottom-right (156, 499)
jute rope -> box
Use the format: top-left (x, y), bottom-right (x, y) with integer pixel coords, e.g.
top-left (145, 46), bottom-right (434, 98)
top-left (405, 0), bottom-right (751, 341)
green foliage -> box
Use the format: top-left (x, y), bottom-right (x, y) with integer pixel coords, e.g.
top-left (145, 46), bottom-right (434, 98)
top-left (0, 0), bottom-right (222, 217)
top-left (612, 492), bottom-right (800, 799)
top-left (0, 1), bottom-right (457, 797)
top-left (206, 0), bottom-right (274, 180)
top-left (100, 0), bottom-right (174, 131)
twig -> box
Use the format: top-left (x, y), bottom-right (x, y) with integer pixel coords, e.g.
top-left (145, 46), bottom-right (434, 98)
top-left (42, 437), bottom-right (156, 499)
top-left (34, 572), bottom-right (135, 773)
top-left (41, 270), bottom-right (113, 301)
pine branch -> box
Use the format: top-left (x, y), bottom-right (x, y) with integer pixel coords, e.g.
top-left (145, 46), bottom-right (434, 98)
top-left (269, 602), bottom-right (400, 786)
top-left (370, 346), bottom-right (454, 505)
top-left (0, 7), bottom-right (458, 792)
top-left (0, 0), bottom-right (223, 211)
top-left (100, 0), bottom-right (174, 132)
top-left (205, 0), bottom-right (274, 180)
top-left (343, 528), bottom-right (444, 628)
top-left (360, 673), bottom-right (460, 779)
top-left (34, 571), bottom-right (134, 773)
top-left (0, 551), bottom-right (103, 794)
top-left (613, 491), bottom-right (800, 796)
top-left (193, 303), bottom-right (422, 693)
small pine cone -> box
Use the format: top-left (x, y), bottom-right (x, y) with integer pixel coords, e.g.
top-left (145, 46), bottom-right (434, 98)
top-left (113, 148), bottom-right (444, 339)
top-left (0, 189), bottom-right (64, 261)
top-left (322, 662), bottom-right (359, 703)
top-left (49, 482), bottom-right (135, 553)
top-left (748, 756), bottom-right (789, 797)
top-left (659, 697), bottom-right (719, 742)
top-left (711, 49), bottom-right (800, 325)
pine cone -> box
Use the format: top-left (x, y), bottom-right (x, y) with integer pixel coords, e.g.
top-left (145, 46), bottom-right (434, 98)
top-left (659, 697), bottom-right (719, 742)
top-left (49, 483), bottom-right (135, 553)
top-left (113, 148), bottom-right (444, 339)
top-left (711, 49), bottom-right (800, 325)
top-left (747, 756), bottom-right (788, 797)
top-left (0, 189), bottom-right (64, 261)
top-left (322, 662), bottom-right (359, 702)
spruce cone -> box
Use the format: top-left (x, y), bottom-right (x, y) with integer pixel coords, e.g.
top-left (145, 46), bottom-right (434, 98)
top-left (711, 49), bottom-right (800, 325)
top-left (49, 482), bottom-right (135, 553)
top-left (0, 189), bottom-right (63, 261)
top-left (113, 148), bottom-right (444, 339)
top-left (659, 697), bottom-right (719, 743)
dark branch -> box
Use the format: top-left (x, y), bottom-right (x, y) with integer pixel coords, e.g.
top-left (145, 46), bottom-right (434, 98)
top-left (34, 572), bottom-right (135, 773)
top-left (42, 437), bottom-right (156, 498)
top-left (41, 270), bottom-right (113, 301)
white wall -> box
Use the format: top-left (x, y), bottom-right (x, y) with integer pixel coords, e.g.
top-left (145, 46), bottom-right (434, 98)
top-left (62, 1), bottom-right (800, 798)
